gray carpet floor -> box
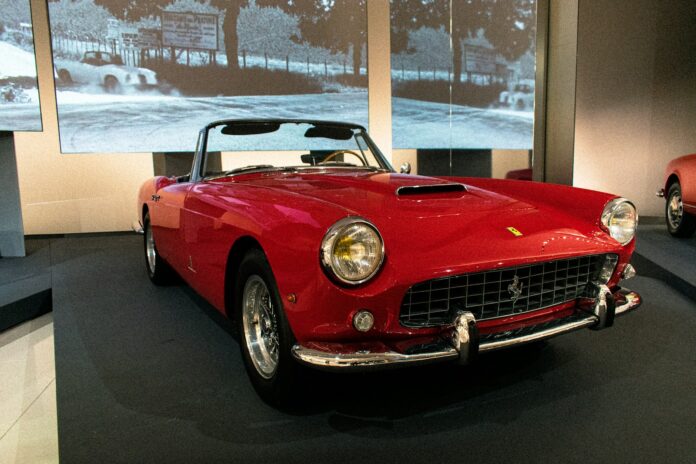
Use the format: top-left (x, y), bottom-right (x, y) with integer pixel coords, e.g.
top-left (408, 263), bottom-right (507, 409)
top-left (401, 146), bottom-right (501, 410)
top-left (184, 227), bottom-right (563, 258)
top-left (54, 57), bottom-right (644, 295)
top-left (40, 234), bottom-right (696, 463)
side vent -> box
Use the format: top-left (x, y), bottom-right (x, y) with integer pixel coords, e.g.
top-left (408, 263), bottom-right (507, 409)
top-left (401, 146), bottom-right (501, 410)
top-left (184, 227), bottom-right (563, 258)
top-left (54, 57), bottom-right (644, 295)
top-left (396, 183), bottom-right (466, 196)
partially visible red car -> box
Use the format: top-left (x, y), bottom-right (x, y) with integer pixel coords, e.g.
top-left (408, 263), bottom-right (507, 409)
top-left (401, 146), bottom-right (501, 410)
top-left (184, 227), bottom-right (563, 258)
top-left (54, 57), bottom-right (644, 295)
top-left (505, 168), bottom-right (533, 181)
top-left (137, 119), bottom-right (642, 405)
top-left (658, 154), bottom-right (696, 237)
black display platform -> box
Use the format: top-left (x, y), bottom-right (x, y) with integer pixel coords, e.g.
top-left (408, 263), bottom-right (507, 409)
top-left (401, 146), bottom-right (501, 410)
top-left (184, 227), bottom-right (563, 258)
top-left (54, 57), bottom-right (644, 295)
top-left (47, 234), bottom-right (695, 463)
top-left (635, 223), bottom-right (696, 300)
top-left (0, 239), bottom-right (52, 331)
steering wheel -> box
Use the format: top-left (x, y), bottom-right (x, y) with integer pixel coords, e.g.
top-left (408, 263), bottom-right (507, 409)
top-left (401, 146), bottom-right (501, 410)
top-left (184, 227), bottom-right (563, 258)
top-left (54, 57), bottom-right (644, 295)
top-left (318, 150), bottom-right (367, 166)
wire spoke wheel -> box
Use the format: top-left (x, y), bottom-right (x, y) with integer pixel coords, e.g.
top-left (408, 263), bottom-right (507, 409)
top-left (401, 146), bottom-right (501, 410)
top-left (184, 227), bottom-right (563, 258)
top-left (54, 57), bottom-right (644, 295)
top-left (668, 192), bottom-right (684, 229)
top-left (242, 275), bottom-right (280, 379)
top-left (145, 224), bottom-right (157, 274)
top-left (665, 182), bottom-right (696, 238)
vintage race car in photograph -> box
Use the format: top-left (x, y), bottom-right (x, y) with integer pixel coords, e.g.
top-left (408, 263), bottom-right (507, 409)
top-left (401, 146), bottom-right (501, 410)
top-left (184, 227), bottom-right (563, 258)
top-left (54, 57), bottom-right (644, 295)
top-left (136, 119), bottom-right (642, 403)
top-left (658, 153), bottom-right (696, 237)
top-left (55, 51), bottom-right (157, 92)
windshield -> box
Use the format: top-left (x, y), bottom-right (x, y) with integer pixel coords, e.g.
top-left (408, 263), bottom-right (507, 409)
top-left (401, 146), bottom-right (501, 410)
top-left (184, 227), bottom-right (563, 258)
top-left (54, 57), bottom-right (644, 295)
top-left (201, 121), bottom-right (390, 178)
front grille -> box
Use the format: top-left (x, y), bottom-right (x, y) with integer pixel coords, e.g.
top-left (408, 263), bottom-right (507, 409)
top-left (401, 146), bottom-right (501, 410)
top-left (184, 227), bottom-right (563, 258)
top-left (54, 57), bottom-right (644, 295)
top-left (400, 254), bottom-right (608, 328)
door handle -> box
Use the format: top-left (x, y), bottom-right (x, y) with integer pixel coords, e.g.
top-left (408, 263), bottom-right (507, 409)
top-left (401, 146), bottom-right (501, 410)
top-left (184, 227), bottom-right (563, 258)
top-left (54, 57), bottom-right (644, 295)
top-left (151, 194), bottom-right (161, 202)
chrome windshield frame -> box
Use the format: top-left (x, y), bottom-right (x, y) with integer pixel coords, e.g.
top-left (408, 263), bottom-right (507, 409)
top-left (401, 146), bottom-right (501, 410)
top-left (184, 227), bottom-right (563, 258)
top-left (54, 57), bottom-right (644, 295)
top-left (191, 119), bottom-right (394, 182)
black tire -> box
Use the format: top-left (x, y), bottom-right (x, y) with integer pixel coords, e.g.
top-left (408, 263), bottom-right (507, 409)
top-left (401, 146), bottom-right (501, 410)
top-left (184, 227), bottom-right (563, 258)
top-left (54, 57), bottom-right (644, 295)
top-left (143, 212), bottom-right (175, 285)
top-left (58, 69), bottom-right (72, 84)
top-left (666, 182), bottom-right (696, 237)
top-left (104, 75), bottom-right (121, 93)
top-left (236, 249), bottom-right (299, 406)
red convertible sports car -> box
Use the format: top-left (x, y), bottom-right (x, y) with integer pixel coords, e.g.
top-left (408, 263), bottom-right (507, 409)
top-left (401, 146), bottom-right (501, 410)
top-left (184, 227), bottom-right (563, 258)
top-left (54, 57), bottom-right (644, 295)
top-left (137, 119), bottom-right (642, 404)
top-left (658, 154), bottom-right (696, 237)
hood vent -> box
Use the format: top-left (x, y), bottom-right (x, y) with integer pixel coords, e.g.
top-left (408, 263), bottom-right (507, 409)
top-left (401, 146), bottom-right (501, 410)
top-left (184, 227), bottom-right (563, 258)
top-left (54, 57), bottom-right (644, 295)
top-left (396, 183), bottom-right (466, 196)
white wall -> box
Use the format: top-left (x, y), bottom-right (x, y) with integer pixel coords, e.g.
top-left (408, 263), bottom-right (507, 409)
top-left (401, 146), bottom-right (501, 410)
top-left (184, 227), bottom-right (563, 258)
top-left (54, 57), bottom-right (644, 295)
top-left (14, 0), bottom-right (154, 235)
top-left (574, 0), bottom-right (696, 217)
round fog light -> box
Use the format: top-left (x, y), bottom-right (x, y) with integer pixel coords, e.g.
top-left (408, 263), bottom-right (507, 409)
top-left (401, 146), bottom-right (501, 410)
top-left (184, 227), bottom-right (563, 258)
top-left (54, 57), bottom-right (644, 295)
top-left (353, 310), bottom-right (374, 332)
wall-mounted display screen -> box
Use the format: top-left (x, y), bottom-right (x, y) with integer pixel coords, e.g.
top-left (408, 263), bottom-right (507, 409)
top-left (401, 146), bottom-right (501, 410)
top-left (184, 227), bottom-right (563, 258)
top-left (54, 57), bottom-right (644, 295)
top-left (47, 0), bottom-right (368, 154)
top-left (0, 0), bottom-right (42, 132)
top-left (390, 0), bottom-right (536, 150)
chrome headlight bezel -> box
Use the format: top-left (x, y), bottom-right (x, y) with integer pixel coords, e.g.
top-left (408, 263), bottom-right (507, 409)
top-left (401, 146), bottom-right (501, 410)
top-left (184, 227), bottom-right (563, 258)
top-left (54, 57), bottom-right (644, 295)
top-left (600, 198), bottom-right (638, 245)
top-left (320, 217), bottom-right (385, 286)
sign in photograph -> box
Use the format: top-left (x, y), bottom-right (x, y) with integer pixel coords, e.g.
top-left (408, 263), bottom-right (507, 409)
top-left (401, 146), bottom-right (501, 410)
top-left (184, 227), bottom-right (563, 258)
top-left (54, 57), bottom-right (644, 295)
top-left (137, 28), bottom-right (161, 49)
top-left (162, 12), bottom-right (218, 51)
top-left (464, 45), bottom-right (497, 74)
top-left (46, 1), bottom-right (368, 154)
top-left (390, 0), bottom-right (537, 150)
top-left (0, 0), bottom-right (42, 132)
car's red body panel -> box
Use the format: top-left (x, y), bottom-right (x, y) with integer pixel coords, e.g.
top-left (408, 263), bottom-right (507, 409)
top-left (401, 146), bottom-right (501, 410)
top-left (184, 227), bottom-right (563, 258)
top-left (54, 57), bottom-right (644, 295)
top-left (504, 168), bottom-right (533, 181)
top-left (138, 170), bottom-right (634, 348)
top-left (664, 154), bottom-right (696, 214)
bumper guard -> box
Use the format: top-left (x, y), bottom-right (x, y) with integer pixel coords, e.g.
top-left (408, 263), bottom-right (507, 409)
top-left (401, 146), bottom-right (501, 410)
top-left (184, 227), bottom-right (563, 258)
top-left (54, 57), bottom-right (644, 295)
top-left (291, 286), bottom-right (641, 371)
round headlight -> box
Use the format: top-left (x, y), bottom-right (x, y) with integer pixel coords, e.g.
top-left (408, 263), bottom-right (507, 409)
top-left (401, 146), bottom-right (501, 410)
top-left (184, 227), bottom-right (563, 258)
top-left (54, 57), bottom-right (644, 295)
top-left (321, 217), bottom-right (384, 285)
top-left (601, 198), bottom-right (638, 245)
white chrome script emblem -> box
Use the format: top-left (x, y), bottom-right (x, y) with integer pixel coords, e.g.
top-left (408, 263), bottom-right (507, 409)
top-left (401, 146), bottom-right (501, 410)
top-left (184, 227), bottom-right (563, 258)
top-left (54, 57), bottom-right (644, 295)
top-left (507, 275), bottom-right (524, 303)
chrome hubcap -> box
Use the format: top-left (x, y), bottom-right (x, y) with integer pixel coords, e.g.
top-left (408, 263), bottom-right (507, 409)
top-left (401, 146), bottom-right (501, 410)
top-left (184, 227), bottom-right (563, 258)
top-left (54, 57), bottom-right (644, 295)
top-left (242, 276), bottom-right (280, 379)
top-left (668, 193), bottom-right (684, 229)
top-left (146, 224), bottom-right (156, 273)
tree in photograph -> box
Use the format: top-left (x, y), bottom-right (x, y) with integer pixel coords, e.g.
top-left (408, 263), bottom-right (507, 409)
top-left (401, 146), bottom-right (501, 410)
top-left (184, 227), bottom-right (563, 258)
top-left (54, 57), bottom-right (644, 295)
top-left (48, 0), bottom-right (114, 40)
top-left (93, 0), bottom-right (167, 21)
top-left (0, 0), bottom-right (32, 27)
top-left (238, 4), bottom-right (300, 59)
top-left (391, 0), bottom-right (536, 83)
top-left (258, 0), bottom-right (367, 75)
top-left (390, 0), bottom-right (442, 55)
top-left (208, 0), bottom-right (245, 71)
top-left (483, 0), bottom-right (536, 62)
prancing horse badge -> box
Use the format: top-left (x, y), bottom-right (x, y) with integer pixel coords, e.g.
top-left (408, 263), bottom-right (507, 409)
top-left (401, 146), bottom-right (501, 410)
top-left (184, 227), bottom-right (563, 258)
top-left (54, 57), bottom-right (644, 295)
top-left (507, 275), bottom-right (524, 303)
top-left (507, 227), bottom-right (523, 237)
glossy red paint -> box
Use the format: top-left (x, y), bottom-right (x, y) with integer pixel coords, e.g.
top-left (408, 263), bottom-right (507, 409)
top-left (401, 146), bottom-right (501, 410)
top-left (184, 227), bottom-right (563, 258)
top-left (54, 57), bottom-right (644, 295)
top-left (664, 154), bottom-right (696, 214)
top-left (138, 169), bottom-right (636, 349)
top-left (504, 168), bottom-right (533, 181)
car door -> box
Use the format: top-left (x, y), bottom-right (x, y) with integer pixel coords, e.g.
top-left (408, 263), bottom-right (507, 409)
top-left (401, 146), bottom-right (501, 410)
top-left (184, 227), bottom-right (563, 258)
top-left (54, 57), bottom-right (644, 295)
top-left (177, 134), bottom-right (239, 310)
top-left (151, 180), bottom-right (193, 275)
top-left (176, 178), bottom-right (237, 311)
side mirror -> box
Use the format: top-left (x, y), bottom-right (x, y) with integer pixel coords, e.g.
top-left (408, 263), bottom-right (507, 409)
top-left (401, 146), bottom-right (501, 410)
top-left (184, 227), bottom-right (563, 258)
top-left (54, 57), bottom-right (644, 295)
top-left (399, 162), bottom-right (412, 174)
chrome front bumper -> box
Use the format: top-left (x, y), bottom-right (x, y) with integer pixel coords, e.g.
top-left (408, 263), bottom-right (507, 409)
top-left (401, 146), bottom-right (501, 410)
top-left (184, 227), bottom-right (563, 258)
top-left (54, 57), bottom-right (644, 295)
top-left (291, 287), bottom-right (642, 371)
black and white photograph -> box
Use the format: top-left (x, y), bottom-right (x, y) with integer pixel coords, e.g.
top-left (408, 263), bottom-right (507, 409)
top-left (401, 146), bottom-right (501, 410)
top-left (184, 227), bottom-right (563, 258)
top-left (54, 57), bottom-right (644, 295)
top-left (47, 0), bottom-right (368, 153)
top-left (390, 0), bottom-right (536, 149)
top-left (0, 0), bottom-right (42, 132)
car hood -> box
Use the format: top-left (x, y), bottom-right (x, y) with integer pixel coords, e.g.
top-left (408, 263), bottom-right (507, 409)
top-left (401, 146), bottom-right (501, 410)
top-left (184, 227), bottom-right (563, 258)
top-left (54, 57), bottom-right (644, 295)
top-left (221, 170), bottom-right (619, 273)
